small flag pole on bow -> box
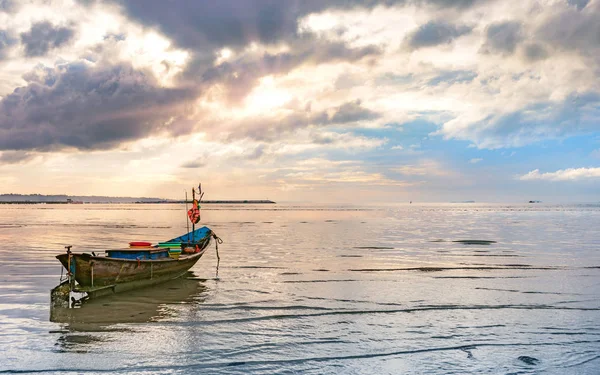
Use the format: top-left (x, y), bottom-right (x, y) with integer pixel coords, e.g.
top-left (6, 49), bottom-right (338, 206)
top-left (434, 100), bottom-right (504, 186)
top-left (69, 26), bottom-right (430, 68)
top-left (191, 186), bottom-right (195, 242)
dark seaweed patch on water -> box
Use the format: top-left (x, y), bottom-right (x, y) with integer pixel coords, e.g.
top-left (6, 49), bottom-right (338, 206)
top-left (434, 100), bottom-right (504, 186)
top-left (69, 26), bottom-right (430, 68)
top-left (434, 276), bottom-right (530, 279)
top-left (302, 296), bottom-right (404, 306)
top-left (338, 255), bottom-right (363, 258)
top-left (453, 240), bottom-right (497, 245)
top-left (522, 291), bottom-right (573, 295)
top-left (280, 272), bottom-right (301, 275)
top-left (313, 269), bottom-right (329, 272)
top-left (202, 304), bottom-right (336, 312)
top-left (476, 287), bottom-right (519, 293)
top-left (430, 239), bottom-right (446, 242)
top-left (232, 266), bottom-right (287, 269)
top-left (325, 220), bottom-right (336, 222)
top-left (451, 254), bottom-right (521, 257)
top-left (518, 356), bottom-right (540, 365)
top-left (457, 324), bottom-right (506, 329)
top-left (500, 264), bottom-right (532, 267)
top-left (349, 266), bottom-right (557, 272)
top-left (461, 347), bottom-right (475, 359)
top-left (282, 279), bottom-right (358, 283)
top-left (353, 246), bottom-right (394, 249)
top-left (476, 287), bottom-right (575, 296)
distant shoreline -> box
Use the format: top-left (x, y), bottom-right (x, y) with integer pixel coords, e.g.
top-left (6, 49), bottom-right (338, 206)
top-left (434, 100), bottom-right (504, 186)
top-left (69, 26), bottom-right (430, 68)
top-left (143, 200), bottom-right (276, 204)
top-left (0, 194), bottom-right (275, 204)
top-left (0, 200), bottom-right (276, 204)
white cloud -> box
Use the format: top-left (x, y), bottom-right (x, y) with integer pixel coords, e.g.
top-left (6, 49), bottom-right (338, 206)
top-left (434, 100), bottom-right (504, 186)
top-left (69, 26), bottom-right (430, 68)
top-left (393, 159), bottom-right (453, 177)
top-left (469, 158), bottom-right (482, 164)
top-left (284, 170), bottom-right (414, 186)
top-left (519, 167), bottom-right (600, 181)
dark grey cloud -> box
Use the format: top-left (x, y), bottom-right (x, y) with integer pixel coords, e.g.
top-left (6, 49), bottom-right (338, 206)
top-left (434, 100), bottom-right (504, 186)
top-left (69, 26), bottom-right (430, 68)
top-left (536, 3), bottom-right (600, 56)
top-left (523, 43), bottom-right (549, 62)
top-left (0, 62), bottom-right (197, 151)
top-left (245, 145), bottom-right (267, 160)
top-left (405, 21), bottom-right (472, 49)
top-left (481, 21), bottom-right (523, 55)
top-left (0, 0), bottom-right (15, 12)
top-left (181, 160), bottom-right (205, 169)
top-left (220, 99), bottom-right (381, 142)
top-left (105, 0), bottom-right (490, 53)
top-left (115, 1), bottom-right (299, 50)
top-left (329, 100), bottom-right (380, 124)
top-left (0, 29), bottom-right (16, 60)
top-left (0, 150), bottom-right (35, 164)
top-left (20, 21), bottom-right (75, 57)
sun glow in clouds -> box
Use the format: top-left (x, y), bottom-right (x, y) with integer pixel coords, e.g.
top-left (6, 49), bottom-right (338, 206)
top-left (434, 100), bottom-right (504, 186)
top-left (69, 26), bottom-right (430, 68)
top-left (121, 31), bottom-right (189, 86)
top-left (215, 48), bottom-right (234, 65)
top-left (244, 76), bottom-right (292, 114)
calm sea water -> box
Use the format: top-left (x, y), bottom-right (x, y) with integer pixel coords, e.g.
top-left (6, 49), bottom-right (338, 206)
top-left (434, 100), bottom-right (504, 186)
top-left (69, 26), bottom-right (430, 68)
top-left (0, 203), bottom-right (599, 374)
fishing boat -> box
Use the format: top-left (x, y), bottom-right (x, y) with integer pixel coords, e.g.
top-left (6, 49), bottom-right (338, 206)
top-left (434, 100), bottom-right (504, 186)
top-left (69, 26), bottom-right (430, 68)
top-left (52, 184), bottom-right (221, 306)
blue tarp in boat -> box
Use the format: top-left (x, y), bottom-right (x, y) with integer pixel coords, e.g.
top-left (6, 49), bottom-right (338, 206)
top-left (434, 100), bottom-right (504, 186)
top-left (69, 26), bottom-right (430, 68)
top-left (166, 226), bottom-right (211, 244)
top-left (106, 249), bottom-right (169, 260)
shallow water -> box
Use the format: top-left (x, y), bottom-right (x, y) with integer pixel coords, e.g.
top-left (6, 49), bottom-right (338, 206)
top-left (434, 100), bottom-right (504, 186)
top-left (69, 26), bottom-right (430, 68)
top-left (0, 203), bottom-right (599, 374)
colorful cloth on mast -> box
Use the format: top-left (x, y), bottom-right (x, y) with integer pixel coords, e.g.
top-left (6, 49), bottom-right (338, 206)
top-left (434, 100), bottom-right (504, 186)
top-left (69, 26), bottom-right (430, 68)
top-left (187, 199), bottom-right (201, 224)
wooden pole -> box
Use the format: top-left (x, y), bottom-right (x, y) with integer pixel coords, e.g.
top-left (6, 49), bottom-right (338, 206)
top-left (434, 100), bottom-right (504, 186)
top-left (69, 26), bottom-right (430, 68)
top-left (185, 190), bottom-right (190, 242)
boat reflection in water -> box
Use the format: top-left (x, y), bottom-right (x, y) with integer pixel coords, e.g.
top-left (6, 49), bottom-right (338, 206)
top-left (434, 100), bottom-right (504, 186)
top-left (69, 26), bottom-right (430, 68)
top-left (50, 272), bottom-right (207, 329)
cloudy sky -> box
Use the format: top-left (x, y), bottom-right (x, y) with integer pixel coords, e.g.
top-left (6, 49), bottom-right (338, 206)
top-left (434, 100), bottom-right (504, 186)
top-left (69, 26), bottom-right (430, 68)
top-left (0, 0), bottom-right (598, 202)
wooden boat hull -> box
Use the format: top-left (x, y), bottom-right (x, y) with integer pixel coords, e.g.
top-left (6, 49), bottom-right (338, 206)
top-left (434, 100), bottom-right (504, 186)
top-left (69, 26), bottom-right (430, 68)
top-left (56, 249), bottom-right (206, 298)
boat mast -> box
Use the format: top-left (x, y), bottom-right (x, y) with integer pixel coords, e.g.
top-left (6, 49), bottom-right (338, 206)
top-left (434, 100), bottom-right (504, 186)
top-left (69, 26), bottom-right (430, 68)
top-left (191, 186), bottom-right (195, 242)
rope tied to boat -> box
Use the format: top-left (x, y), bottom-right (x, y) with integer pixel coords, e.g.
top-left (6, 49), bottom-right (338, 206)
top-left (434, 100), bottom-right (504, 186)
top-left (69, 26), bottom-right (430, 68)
top-left (212, 233), bottom-right (223, 279)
